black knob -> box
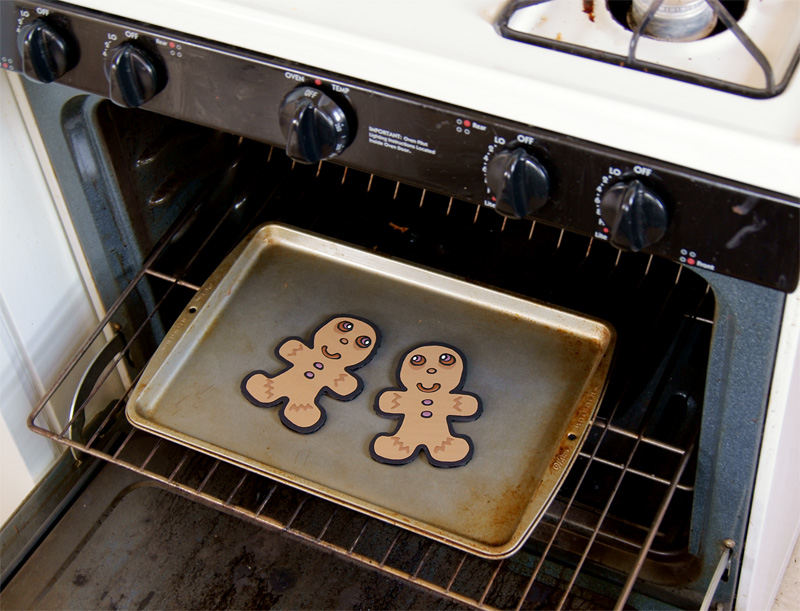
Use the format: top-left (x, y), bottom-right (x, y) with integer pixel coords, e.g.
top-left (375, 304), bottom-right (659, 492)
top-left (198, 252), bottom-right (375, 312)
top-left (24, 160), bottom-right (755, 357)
top-left (279, 86), bottom-right (351, 164)
top-left (105, 43), bottom-right (166, 108)
top-left (17, 19), bottom-right (78, 83)
top-left (600, 179), bottom-right (668, 252)
top-left (486, 148), bottom-right (550, 219)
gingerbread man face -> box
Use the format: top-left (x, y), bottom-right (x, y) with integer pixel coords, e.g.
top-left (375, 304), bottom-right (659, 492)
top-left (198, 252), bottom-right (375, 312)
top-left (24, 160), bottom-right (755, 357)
top-left (312, 316), bottom-right (379, 367)
top-left (398, 345), bottom-right (466, 396)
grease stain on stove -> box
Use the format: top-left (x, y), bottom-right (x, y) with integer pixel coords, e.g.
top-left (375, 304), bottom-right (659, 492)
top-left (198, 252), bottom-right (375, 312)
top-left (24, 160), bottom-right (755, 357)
top-left (583, 0), bottom-right (596, 22)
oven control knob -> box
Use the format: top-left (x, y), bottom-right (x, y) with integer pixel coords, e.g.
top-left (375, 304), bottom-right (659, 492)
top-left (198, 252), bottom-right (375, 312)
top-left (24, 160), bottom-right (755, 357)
top-left (486, 148), bottom-right (550, 218)
top-left (17, 19), bottom-right (78, 83)
top-left (105, 43), bottom-right (166, 108)
top-left (279, 86), bottom-right (351, 164)
top-left (600, 179), bottom-right (668, 252)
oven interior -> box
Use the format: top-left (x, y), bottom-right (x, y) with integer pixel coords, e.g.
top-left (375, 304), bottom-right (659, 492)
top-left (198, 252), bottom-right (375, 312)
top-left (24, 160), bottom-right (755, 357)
top-left (1, 78), bottom-right (788, 610)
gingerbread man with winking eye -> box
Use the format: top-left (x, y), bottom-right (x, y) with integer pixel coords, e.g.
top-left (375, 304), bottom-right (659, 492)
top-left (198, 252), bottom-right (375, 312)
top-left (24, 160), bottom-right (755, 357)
top-left (241, 315), bottom-right (380, 434)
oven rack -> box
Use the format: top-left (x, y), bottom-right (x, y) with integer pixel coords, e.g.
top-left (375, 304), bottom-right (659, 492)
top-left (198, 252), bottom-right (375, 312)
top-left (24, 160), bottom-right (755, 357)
top-left (27, 158), bottom-right (714, 610)
top-left (27, 366), bottom-right (699, 610)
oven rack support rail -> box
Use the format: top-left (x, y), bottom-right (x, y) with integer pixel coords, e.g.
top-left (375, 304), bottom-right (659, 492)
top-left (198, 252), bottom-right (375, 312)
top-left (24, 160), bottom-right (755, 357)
top-left (494, 0), bottom-right (800, 98)
top-left (25, 169), bottom-right (718, 610)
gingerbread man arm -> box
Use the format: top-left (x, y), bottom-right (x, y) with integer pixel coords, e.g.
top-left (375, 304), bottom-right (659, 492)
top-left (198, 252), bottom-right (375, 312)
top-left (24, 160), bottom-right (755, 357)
top-left (276, 338), bottom-right (307, 361)
top-left (325, 371), bottom-right (360, 399)
top-left (376, 390), bottom-right (405, 415)
top-left (448, 393), bottom-right (481, 418)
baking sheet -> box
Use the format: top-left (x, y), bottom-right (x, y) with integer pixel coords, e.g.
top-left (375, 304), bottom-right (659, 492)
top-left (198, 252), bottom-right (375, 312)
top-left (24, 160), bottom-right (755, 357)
top-left (126, 223), bottom-right (615, 558)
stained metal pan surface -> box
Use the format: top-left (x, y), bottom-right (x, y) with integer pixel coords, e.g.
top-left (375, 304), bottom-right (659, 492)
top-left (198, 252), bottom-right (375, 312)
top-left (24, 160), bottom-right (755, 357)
top-left (127, 223), bottom-right (615, 558)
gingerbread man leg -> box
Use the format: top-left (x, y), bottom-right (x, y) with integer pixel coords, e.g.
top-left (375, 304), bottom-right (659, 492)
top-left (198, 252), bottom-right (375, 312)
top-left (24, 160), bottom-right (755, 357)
top-left (428, 435), bottom-right (471, 465)
top-left (371, 433), bottom-right (417, 463)
top-left (243, 372), bottom-right (325, 431)
top-left (281, 400), bottom-right (324, 431)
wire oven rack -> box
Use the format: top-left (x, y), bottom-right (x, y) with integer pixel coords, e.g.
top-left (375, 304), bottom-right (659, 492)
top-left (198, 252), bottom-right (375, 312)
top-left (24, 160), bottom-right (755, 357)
top-left (27, 151), bottom-right (714, 610)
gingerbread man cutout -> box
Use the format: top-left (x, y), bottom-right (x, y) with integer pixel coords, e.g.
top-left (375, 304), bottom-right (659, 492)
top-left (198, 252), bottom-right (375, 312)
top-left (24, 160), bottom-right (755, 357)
top-left (370, 343), bottom-right (482, 468)
top-left (241, 315), bottom-right (380, 434)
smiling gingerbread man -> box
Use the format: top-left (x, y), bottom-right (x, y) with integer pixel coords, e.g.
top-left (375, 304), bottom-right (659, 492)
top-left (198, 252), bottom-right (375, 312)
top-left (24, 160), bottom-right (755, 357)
top-left (369, 343), bottom-right (482, 468)
top-left (241, 315), bottom-right (380, 434)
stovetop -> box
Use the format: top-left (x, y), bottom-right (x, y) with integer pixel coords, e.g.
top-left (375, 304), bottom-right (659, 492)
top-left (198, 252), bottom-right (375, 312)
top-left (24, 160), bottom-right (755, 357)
top-left (499, 0), bottom-right (800, 95)
top-left (49, 0), bottom-right (800, 197)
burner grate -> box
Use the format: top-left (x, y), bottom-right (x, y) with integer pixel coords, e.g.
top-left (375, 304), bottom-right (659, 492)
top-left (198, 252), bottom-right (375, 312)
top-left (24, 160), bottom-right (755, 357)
top-left (26, 142), bottom-right (716, 609)
top-left (495, 0), bottom-right (800, 97)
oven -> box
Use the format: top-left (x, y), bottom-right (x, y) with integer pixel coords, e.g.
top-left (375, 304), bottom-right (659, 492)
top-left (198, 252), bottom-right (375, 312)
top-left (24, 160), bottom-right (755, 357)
top-left (0, 0), bottom-right (798, 609)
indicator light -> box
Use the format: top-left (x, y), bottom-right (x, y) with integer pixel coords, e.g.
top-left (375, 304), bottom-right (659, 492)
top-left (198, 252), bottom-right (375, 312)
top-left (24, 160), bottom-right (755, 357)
top-left (314, 78), bottom-right (322, 86)
top-left (169, 42), bottom-right (176, 48)
top-left (687, 258), bottom-right (696, 265)
top-left (464, 120), bottom-right (472, 127)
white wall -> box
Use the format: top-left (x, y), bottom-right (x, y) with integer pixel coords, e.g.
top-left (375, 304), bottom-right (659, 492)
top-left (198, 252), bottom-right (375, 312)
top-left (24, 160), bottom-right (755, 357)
top-left (0, 71), bottom-right (100, 525)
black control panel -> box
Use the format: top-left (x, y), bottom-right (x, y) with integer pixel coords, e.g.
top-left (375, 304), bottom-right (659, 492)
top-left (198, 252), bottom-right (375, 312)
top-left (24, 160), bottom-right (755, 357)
top-left (2, 0), bottom-right (798, 291)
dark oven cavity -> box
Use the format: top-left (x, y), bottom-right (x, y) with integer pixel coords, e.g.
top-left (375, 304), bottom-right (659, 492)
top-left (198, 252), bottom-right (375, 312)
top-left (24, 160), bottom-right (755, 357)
top-left (13, 82), bottom-right (784, 610)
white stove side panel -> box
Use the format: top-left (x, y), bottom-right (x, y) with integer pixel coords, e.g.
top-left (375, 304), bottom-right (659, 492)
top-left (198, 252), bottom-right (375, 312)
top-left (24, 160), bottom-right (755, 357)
top-left (0, 71), bottom-right (98, 526)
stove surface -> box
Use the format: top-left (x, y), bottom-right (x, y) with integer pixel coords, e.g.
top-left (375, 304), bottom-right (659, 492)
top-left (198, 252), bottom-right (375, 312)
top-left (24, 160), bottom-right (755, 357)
top-left (504, 0), bottom-right (800, 93)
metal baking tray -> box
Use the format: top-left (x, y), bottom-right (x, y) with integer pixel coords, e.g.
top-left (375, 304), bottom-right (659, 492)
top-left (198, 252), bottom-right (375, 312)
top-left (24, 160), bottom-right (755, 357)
top-left (127, 223), bottom-right (615, 558)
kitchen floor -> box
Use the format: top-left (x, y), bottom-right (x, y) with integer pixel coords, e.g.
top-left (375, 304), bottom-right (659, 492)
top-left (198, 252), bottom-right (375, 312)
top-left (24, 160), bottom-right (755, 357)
top-left (774, 537), bottom-right (800, 610)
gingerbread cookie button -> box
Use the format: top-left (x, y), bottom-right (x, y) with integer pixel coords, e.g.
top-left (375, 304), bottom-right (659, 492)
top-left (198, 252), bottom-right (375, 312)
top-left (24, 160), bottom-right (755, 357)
top-left (369, 343), bottom-right (482, 468)
top-left (241, 315), bottom-right (381, 434)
